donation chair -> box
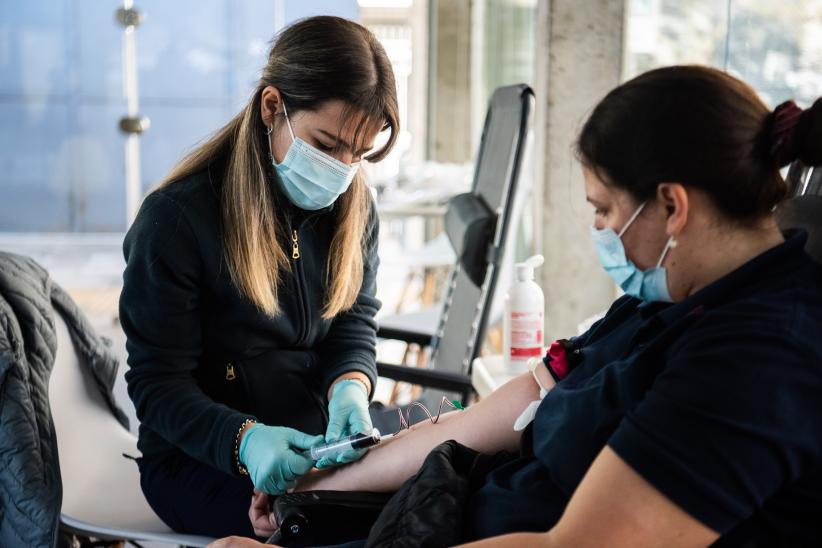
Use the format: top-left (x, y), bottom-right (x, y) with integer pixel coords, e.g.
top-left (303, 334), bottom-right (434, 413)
top-left (266, 84), bottom-right (534, 547)
top-left (777, 161), bottom-right (822, 262)
top-left (49, 307), bottom-right (214, 547)
top-left (372, 84), bottom-right (535, 430)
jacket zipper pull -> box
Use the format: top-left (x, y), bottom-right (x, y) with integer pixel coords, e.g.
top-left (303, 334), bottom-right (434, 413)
top-left (292, 229), bottom-right (301, 260)
top-left (226, 363), bottom-right (236, 381)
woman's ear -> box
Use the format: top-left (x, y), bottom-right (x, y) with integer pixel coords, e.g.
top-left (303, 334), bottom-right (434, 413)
top-left (657, 182), bottom-right (689, 237)
top-left (260, 86), bottom-right (284, 127)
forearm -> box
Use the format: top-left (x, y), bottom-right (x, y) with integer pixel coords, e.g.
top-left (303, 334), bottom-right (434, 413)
top-left (297, 372), bottom-right (539, 492)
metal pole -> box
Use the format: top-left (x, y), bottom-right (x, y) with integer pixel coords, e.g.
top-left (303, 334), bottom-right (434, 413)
top-left (117, 1), bottom-right (149, 227)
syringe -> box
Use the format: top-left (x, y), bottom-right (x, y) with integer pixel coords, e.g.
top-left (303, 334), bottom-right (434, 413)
top-left (305, 428), bottom-right (384, 461)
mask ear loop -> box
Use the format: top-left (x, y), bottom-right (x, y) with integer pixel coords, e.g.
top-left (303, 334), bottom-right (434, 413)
top-left (265, 99), bottom-right (295, 163)
top-left (618, 202), bottom-right (647, 238)
top-left (281, 101), bottom-right (296, 142)
top-left (656, 235), bottom-right (677, 268)
top-left (265, 125), bottom-right (275, 162)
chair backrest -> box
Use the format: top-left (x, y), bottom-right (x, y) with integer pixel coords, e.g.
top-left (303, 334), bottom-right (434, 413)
top-left (777, 162), bottom-right (822, 263)
top-left (426, 85), bottom-right (534, 388)
top-left (49, 309), bottom-right (211, 545)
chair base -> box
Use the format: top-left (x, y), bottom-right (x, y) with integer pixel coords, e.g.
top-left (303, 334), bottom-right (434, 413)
top-left (60, 515), bottom-right (214, 547)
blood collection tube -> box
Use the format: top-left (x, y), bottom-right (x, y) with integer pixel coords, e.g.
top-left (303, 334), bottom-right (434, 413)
top-left (306, 428), bottom-right (381, 461)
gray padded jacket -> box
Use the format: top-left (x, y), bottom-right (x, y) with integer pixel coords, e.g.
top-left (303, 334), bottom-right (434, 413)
top-left (0, 252), bottom-right (128, 547)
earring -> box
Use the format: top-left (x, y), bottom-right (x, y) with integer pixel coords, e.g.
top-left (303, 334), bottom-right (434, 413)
top-left (265, 126), bottom-right (273, 135)
top-left (669, 237), bottom-right (678, 248)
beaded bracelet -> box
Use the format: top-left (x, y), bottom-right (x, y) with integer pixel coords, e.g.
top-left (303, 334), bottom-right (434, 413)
top-left (234, 418), bottom-right (256, 476)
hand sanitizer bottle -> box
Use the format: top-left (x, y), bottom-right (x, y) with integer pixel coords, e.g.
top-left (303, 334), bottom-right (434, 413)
top-left (503, 254), bottom-right (545, 373)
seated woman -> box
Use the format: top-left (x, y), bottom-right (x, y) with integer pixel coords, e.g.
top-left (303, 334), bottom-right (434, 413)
top-left (216, 65), bottom-right (822, 548)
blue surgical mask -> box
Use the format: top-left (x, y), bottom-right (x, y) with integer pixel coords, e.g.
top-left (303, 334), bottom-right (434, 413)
top-left (590, 202), bottom-right (676, 303)
top-left (268, 102), bottom-right (359, 211)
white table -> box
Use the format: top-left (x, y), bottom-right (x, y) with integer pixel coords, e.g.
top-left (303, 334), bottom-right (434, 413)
top-left (471, 354), bottom-right (527, 398)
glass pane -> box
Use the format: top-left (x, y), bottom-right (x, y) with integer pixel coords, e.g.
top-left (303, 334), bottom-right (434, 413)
top-left (285, 1), bottom-right (358, 21)
top-left (75, 0), bottom-right (123, 99)
top-left (0, 1), bottom-right (71, 97)
top-left (0, 100), bottom-right (73, 231)
top-left (138, 103), bottom-right (233, 193)
top-left (727, 0), bottom-right (822, 107)
top-left (624, 0), bottom-right (822, 106)
top-left (75, 101), bottom-right (128, 231)
top-left (137, 0), bottom-right (231, 101)
top-left (0, 1), bottom-right (362, 232)
top-left (624, 0), bottom-right (729, 80)
top-left (482, 0), bottom-right (537, 96)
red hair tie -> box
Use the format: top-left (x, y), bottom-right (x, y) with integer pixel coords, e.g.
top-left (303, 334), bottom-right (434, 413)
top-left (771, 100), bottom-right (804, 166)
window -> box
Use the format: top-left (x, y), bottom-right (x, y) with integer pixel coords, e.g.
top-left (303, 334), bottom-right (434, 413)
top-left (0, 1), bottom-right (358, 232)
top-left (625, 0), bottom-right (822, 107)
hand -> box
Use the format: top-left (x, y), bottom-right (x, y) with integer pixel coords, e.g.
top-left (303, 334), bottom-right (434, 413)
top-left (317, 379), bottom-right (372, 469)
top-left (239, 424), bottom-right (324, 494)
top-left (248, 489), bottom-right (278, 538)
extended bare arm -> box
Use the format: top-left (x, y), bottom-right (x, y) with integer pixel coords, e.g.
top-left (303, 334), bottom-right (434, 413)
top-left (296, 372), bottom-right (539, 492)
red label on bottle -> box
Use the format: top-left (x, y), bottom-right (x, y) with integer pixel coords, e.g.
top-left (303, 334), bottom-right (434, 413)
top-left (511, 347), bottom-right (543, 358)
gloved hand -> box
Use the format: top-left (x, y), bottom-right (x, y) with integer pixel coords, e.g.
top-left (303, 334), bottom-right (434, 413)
top-left (316, 379), bottom-right (372, 469)
top-left (239, 423), bottom-right (324, 495)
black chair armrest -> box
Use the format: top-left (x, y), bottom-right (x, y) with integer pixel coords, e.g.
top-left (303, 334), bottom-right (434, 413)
top-left (376, 325), bottom-right (434, 347)
top-left (376, 362), bottom-right (473, 395)
top-left (268, 490), bottom-right (393, 546)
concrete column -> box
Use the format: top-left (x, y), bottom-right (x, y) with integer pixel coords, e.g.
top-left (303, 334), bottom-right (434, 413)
top-left (532, 0), bottom-right (625, 339)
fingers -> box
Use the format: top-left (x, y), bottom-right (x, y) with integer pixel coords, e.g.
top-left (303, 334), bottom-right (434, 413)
top-left (277, 478), bottom-right (298, 493)
top-left (350, 406), bottom-right (373, 435)
top-left (283, 450), bottom-right (316, 479)
top-left (325, 414), bottom-right (347, 443)
top-left (248, 490), bottom-right (268, 521)
top-left (261, 451), bottom-right (313, 494)
top-left (249, 490), bottom-right (274, 536)
top-left (287, 429), bottom-right (325, 451)
top-left (261, 475), bottom-right (280, 496)
top-left (256, 432), bottom-right (320, 495)
top-left (326, 406), bottom-right (371, 442)
top-left (317, 406), bottom-right (372, 469)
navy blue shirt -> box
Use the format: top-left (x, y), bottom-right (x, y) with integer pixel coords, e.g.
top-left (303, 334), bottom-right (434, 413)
top-left (467, 231), bottom-right (822, 546)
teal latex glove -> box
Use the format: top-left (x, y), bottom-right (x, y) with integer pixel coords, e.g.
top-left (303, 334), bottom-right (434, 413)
top-left (316, 379), bottom-right (373, 469)
top-left (239, 423), bottom-right (324, 495)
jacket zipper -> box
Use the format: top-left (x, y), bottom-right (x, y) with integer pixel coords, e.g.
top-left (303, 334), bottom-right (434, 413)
top-left (288, 218), bottom-right (311, 344)
top-left (291, 229), bottom-right (301, 259)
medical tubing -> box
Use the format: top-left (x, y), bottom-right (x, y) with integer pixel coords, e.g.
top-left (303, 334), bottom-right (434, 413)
top-left (389, 397), bottom-right (462, 436)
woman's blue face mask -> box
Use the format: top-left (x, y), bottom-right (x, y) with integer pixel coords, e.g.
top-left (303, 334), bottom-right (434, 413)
top-left (590, 202), bottom-right (676, 303)
top-left (268, 102), bottom-right (360, 211)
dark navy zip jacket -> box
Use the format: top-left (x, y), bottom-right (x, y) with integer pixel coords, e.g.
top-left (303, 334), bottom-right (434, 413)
top-left (119, 164), bottom-right (380, 476)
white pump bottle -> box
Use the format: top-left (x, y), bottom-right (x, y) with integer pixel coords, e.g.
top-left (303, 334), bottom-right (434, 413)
top-left (503, 254), bottom-right (545, 373)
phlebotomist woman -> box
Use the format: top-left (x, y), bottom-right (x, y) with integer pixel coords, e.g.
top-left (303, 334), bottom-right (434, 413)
top-left (119, 16), bottom-right (399, 539)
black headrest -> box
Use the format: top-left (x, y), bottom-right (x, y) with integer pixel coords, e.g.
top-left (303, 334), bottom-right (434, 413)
top-left (776, 195), bottom-right (822, 264)
top-left (444, 193), bottom-right (498, 287)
